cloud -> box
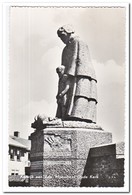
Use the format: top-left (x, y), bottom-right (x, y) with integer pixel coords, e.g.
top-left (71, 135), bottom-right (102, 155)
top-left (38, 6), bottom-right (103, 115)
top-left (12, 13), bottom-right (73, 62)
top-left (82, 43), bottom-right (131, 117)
top-left (9, 99), bottom-right (57, 138)
top-left (25, 99), bottom-right (57, 117)
top-left (10, 7), bottom-right (126, 65)
top-left (93, 59), bottom-right (125, 86)
top-left (9, 7), bottom-right (126, 142)
top-left (78, 8), bottom-right (126, 65)
top-left (93, 59), bottom-right (125, 142)
top-left (9, 59), bottom-right (125, 142)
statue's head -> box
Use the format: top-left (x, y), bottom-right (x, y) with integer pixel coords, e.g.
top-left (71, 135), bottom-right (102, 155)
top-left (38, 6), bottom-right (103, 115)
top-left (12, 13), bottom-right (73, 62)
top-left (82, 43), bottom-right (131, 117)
top-left (56, 65), bottom-right (65, 78)
top-left (57, 24), bottom-right (75, 44)
top-left (56, 65), bottom-right (65, 74)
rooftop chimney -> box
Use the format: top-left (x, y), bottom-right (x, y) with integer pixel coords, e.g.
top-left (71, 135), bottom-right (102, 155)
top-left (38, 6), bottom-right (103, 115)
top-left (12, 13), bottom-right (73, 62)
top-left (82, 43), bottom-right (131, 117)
top-left (14, 131), bottom-right (20, 137)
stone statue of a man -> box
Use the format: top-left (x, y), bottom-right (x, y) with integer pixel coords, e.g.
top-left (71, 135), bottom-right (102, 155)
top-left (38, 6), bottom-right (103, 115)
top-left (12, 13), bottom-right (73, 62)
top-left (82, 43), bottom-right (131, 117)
top-left (56, 24), bottom-right (97, 123)
top-left (56, 65), bottom-right (70, 120)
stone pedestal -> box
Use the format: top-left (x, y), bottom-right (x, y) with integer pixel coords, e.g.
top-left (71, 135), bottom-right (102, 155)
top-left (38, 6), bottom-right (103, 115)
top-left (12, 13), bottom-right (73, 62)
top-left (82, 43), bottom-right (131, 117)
top-left (30, 123), bottom-right (112, 187)
top-left (80, 143), bottom-right (124, 187)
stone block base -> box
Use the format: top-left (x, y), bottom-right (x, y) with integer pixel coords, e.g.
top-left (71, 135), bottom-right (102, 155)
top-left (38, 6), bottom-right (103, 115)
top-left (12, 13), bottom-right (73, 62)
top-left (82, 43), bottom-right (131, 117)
top-left (30, 127), bottom-right (112, 187)
top-left (80, 143), bottom-right (124, 187)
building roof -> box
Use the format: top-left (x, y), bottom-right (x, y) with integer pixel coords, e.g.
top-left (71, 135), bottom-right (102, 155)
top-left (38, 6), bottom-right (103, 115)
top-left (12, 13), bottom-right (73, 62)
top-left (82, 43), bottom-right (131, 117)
top-left (9, 136), bottom-right (31, 151)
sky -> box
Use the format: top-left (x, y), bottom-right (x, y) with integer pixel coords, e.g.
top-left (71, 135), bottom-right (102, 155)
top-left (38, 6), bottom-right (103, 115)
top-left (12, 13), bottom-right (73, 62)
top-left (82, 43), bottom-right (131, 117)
top-left (9, 6), bottom-right (126, 143)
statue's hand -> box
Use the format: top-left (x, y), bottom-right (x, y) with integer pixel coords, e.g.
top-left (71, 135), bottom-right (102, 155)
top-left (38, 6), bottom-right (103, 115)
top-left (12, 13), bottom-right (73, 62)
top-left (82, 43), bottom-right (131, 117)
top-left (56, 93), bottom-right (63, 99)
top-left (63, 74), bottom-right (68, 80)
top-left (58, 93), bottom-right (63, 98)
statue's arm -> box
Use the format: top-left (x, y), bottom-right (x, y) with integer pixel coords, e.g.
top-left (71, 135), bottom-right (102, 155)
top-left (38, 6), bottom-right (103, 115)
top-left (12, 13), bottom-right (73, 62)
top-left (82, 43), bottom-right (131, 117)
top-left (56, 74), bottom-right (67, 99)
top-left (59, 84), bottom-right (70, 97)
top-left (62, 39), bottom-right (78, 76)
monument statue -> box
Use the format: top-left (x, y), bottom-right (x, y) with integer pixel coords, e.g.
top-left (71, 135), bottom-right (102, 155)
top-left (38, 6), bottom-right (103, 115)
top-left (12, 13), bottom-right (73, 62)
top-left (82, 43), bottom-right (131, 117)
top-left (56, 24), bottom-right (97, 123)
top-left (30, 25), bottom-right (113, 188)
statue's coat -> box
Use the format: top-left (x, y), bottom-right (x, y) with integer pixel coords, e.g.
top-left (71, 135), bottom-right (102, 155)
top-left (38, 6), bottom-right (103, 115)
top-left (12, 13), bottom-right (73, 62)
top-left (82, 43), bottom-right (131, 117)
top-left (62, 36), bottom-right (97, 122)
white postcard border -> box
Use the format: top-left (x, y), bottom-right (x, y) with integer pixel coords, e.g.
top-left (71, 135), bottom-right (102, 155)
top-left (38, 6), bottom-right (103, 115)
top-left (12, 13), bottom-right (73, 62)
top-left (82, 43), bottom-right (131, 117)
top-left (2, 2), bottom-right (130, 193)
